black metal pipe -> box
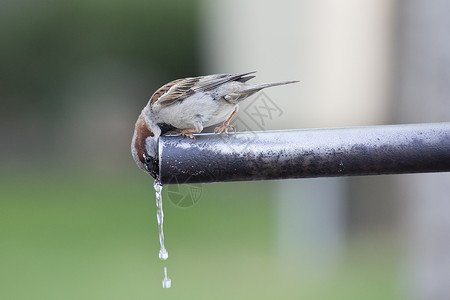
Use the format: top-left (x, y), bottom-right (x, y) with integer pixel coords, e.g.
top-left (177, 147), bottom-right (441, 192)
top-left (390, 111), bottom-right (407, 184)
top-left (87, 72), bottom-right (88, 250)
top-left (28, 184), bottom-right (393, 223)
top-left (158, 122), bottom-right (450, 184)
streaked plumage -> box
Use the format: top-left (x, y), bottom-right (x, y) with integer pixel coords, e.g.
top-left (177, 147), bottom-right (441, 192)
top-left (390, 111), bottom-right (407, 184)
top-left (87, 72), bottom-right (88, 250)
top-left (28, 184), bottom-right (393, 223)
top-left (131, 71), bottom-right (297, 178)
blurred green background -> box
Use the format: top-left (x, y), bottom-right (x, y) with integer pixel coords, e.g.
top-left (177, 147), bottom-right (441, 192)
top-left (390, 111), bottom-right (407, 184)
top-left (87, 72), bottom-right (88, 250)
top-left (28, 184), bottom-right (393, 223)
top-left (2, 0), bottom-right (449, 299)
top-left (0, 172), bottom-right (398, 299)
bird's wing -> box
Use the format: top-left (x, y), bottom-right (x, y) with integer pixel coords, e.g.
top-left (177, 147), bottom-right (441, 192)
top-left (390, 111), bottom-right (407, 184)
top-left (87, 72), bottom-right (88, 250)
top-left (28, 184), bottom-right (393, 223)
top-left (150, 72), bottom-right (256, 107)
top-left (193, 71), bottom-right (256, 92)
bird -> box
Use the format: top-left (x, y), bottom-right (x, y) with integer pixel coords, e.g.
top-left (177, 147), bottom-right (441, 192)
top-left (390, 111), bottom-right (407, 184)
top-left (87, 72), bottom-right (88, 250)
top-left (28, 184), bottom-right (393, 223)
top-left (131, 71), bottom-right (298, 178)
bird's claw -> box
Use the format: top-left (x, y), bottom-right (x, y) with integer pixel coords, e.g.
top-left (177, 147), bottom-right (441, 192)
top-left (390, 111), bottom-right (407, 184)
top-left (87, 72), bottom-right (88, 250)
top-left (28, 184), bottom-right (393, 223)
top-left (181, 133), bottom-right (196, 140)
top-left (214, 124), bottom-right (236, 134)
top-left (174, 129), bottom-right (197, 140)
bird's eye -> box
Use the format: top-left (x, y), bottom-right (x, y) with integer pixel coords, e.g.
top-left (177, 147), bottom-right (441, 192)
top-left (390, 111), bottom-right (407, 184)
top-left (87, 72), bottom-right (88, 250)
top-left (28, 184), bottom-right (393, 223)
top-left (143, 153), bottom-right (152, 163)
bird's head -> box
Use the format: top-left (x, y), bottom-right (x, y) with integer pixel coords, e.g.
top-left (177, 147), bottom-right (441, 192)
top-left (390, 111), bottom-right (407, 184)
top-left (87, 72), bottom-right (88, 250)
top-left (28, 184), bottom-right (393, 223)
top-left (131, 110), bottom-right (161, 179)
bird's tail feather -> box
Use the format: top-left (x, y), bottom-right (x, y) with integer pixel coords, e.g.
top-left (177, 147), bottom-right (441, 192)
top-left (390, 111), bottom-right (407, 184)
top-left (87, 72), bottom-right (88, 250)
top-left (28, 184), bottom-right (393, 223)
top-left (240, 80), bottom-right (299, 94)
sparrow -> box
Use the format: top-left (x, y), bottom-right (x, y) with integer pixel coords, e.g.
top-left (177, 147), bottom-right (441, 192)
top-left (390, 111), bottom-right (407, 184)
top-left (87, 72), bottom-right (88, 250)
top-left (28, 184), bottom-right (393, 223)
top-left (131, 71), bottom-right (297, 178)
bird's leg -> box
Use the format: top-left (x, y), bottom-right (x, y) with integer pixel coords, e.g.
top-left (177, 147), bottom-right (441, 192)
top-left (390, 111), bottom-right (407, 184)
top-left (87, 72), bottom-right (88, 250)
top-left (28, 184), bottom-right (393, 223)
top-left (215, 106), bottom-right (238, 134)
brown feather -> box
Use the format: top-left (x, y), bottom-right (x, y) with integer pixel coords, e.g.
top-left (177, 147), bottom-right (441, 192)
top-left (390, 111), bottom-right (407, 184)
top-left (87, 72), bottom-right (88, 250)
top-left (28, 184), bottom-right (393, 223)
top-left (134, 117), bottom-right (154, 164)
top-left (150, 77), bottom-right (200, 107)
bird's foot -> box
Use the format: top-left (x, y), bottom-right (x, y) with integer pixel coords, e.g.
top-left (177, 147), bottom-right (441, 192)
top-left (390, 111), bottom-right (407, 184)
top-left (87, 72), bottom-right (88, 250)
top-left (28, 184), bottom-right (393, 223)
top-left (214, 124), bottom-right (236, 134)
top-left (175, 128), bottom-right (198, 140)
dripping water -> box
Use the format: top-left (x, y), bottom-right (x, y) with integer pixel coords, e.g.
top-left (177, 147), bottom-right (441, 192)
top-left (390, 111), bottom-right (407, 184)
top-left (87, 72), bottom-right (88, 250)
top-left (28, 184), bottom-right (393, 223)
top-left (154, 179), bottom-right (168, 260)
top-left (162, 267), bottom-right (172, 288)
top-left (154, 179), bottom-right (171, 288)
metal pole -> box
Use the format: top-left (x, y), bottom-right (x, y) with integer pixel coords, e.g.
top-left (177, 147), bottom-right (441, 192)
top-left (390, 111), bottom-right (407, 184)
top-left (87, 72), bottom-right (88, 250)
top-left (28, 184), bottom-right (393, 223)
top-left (158, 122), bottom-right (450, 185)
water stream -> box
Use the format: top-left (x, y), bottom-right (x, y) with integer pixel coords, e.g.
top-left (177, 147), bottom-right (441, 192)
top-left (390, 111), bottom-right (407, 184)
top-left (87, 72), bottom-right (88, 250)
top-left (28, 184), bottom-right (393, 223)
top-left (153, 179), bottom-right (171, 288)
top-left (154, 179), bottom-right (168, 260)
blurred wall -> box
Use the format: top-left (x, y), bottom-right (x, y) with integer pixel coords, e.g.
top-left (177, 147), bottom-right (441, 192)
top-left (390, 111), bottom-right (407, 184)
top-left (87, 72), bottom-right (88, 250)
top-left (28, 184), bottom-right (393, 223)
top-left (201, 0), bottom-right (394, 129)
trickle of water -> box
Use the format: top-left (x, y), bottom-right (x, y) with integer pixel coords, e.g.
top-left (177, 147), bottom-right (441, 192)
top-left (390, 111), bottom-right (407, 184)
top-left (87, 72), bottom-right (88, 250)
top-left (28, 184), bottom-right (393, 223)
top-left (154, 179), bottom-right (168, 260)
top-left (162, 267), bottom-right (172, 288)
top-left (154, 179), bottom-right (171, 288)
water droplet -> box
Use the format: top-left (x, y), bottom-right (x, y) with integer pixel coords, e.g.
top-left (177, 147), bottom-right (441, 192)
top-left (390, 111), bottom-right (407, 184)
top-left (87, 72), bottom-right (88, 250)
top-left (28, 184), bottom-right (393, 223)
top-left (162, 267), bottom-right (171, 288)
top-left (159, 247), bottom-right (168, 260)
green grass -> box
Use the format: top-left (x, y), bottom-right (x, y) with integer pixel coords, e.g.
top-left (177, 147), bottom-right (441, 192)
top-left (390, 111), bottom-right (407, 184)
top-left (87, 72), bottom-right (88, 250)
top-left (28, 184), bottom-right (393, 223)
top-left (0, 170), bottom-right (398, 299)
